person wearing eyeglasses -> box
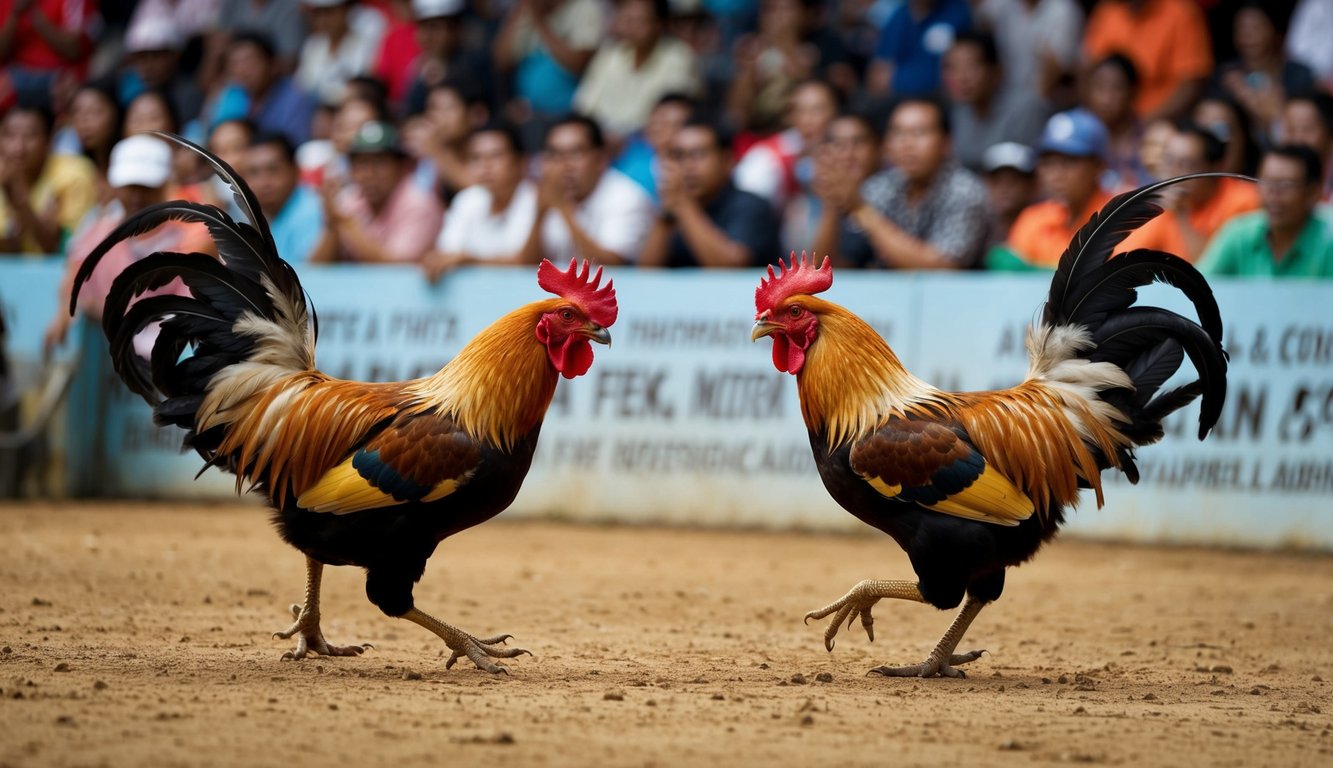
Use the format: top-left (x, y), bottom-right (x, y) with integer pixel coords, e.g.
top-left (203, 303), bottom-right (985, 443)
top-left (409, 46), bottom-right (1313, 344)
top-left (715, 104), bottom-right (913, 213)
top-left (517, 114), bottom-right (655, 265)
top-left (1118, 121), bottom-right (1259, 263)
top-left (638, 116), bottom-right (779, 268)
top-left (1198, 144), bottom-right (1333, 278)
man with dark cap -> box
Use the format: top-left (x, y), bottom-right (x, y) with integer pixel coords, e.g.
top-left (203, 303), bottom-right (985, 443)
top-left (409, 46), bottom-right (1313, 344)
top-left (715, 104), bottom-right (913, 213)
top-left (311, 120), bottom-right (444, 264)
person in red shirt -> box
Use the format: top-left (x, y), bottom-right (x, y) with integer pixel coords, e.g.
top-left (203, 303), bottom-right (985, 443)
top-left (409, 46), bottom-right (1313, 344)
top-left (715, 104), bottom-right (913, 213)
top-left (0, 0), bottom-right (94, 108)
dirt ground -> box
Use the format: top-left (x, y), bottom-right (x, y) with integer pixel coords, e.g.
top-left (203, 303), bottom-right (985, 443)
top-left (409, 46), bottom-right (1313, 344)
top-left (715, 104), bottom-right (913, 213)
top-left (1, 501), bottom-right (1330, 768)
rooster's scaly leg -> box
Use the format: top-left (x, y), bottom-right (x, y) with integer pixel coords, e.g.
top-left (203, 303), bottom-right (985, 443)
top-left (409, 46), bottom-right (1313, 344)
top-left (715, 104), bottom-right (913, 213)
top-left (869, 595), bottom-right (987, 679)
top-left (273, 557), bottom-right (371, 660)
top-left (804, 579), bottom-right (926, 650)
top-left (401, 607), bottom-right (531, 675)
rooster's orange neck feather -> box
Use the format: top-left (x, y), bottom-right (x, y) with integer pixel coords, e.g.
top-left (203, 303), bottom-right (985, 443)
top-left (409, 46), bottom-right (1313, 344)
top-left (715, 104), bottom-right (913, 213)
top-left (795, 298), bottom-right (939, 448)
top-left (411, 299), bottom-right (562, 449)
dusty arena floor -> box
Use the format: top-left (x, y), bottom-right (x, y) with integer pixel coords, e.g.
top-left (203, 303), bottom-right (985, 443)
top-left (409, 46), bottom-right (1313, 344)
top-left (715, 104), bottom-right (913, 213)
top-left (0, 502), bottom-right (1330, 768)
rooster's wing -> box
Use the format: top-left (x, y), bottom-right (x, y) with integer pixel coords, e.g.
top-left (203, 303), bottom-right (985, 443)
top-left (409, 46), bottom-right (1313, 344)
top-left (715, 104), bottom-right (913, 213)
top-left (849, 416), bottom-right (1035, 526)
top-left (296, 410), bottom-right (482, 515)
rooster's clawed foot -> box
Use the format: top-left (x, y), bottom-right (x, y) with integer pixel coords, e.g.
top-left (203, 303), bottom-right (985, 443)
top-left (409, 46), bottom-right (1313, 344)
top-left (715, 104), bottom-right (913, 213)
top-left (869, 650), bottom-right (986, 679)
top-left (274, 603), bottom-right (372, 661)
top-left (804, 579), bottom-right (924, 651)
top-left (444, 631), bottom-right (532, 675)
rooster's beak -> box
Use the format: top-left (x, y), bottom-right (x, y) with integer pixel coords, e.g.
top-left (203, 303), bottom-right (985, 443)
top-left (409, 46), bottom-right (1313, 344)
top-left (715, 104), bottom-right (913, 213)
top-left (583, 324), bottom-right (612, 347)
top-left (751, 320), bottom-right (781, 342)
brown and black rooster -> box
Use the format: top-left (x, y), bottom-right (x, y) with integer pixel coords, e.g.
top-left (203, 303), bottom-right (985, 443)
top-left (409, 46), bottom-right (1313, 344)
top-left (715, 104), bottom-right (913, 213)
top-left (71, 134), bottom-right (617, 673)
top-left (752, 176), bottom-right (1230, 678)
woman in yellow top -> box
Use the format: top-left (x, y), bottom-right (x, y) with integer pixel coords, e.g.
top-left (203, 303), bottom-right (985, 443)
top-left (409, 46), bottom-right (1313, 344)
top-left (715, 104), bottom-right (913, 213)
top-left (0, 103), bottom-right (97, 254)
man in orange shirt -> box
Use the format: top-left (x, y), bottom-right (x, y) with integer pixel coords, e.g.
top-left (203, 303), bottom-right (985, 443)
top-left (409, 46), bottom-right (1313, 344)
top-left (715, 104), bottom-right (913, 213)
top-left (1005, 108), bottom-right (1113, 269)
top-left (1083, 0), bottom-right (1213, 121)
top-left (1120, 122), bottom-right (1260, 262)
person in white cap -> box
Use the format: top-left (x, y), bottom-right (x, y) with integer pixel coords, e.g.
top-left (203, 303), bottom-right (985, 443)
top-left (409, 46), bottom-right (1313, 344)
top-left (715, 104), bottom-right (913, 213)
top-left (43, 135), bottom-right (217, 354)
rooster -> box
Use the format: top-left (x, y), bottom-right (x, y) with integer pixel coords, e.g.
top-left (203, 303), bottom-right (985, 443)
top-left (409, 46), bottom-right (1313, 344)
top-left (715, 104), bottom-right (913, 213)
top-left (70, 134), bottom-right (617, 673)
top-left (752, 176), bottom-right (1229, 678)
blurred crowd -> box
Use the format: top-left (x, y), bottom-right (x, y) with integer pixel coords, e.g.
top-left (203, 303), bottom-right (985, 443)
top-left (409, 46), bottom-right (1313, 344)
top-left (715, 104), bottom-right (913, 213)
top-left (3, 0), bottom-right (1333, 335)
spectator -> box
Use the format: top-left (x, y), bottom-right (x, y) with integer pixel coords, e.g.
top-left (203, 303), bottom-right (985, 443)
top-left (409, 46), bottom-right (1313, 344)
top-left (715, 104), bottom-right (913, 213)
top-left (612, 92), bottom-right (695, 202)
top-left (1137, 117), bottom-right (1174, 181)
top-left (1084, 53), bottom-right (1151, 193)
top-left (845, 97), bottom-right (990, 269)
top-left (1120, 122), bottom-right (1260, 264)
top-left (1193, 92), bottom-right (1260, 176)
top-left (124, 89), bottom-right (182, 136)
top-left (53, 79), bottom-right (123, 197)
top-left (369, 0), bottom-right (421, 112)
top-left (978, 141), bottom-right (1037, 251)
top-left (206, 0), bottom-right (307, 84)
top-left (119, 17), bottom-right (205, 126)
top-left (725, 0), bottom-right (819, 134)
top-left (121, 88), bottom-right (205, 192)
top-left (1215, 2), bottom-right (1316, 146)
top-left (302, 93), bottom-right (392, 189)
top-left (0, 0), bottom-right (94, 109)
top-left (202, 118), bottom-right (256, 213)
top-left (810, 111), bottom-right (883, 269)
top-left (972, 0), bottom-right (1083, 104)
top-left (866, 0), bottom-right (973, 100)
top-left (244, 133), bottom-right (324, 264)
top-left (735, 79), bottom-right (839, 212)
top-left (423, 122), bottom-right (537, 280)
top-left (942, 31), bottom-right (1048, 175)
top-left (508, 114), bottom-right (655, 267)
top-left (405, 79), bottom-right (489, 203)
top-left (1280, 92), bottom-right (1333, 202)
top-left (43, 135), bottom-right (216, 353)
top-left (295, 0), bottom-right (388, 106)
top-left (493, 0), bottom-right (607, 126)
top-left (574, 0), bottom-right (702, 140)
top-left (0, 102), bottom-right (96, 254)
top-left (1285, 0), bottom-right (1333, 94)
top-left (638, 117), bottom-right (780, 268)
top-left (1007, 108), bottom-right (1113, 269)
top-left (1199, 144), bottom-right (1333, 278)
top-left (1082, 0), bottom-right (1213, 122)
top-left (797, 0), bottom-right (857, 97)
top-left (207, 32), bottom-right (317, 147)
top-left (313, 120), bottom-right (443, 264)
top-left (397, 0), bottom-right (493, 117)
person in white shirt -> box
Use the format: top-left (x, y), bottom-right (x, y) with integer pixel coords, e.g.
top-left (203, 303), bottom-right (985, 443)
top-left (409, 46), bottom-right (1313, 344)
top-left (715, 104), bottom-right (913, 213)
top-left (572, 0), bottom-right (702, 140)
top-left (423, 123), bottom-right (537, 281)
top-left (519, 114), bottom-right (656, 265)
top-left (295, 0), bottom-right (387, 105)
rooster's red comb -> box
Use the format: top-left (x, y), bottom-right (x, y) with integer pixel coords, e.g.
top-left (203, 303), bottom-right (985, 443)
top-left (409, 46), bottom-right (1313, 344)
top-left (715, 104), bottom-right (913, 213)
top-left (755, 252), bottom-right (832, 315)
top-left (538, 258), bottom-right (618, 327)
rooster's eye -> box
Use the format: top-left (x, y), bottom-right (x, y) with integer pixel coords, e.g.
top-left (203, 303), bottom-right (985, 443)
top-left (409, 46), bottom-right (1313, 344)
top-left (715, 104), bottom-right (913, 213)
top-left (789, 305), bottom-right (803, 318)
top-left (560, 309), bottom-right (575, 322)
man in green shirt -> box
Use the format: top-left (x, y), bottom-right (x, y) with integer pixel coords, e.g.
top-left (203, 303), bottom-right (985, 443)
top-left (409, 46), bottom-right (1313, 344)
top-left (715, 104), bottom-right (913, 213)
top-left (1198, 144), bottom-right (1333, 278)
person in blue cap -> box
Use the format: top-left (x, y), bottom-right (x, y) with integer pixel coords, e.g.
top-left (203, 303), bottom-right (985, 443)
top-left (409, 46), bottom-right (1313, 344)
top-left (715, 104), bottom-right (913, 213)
top-left (1005, 107), bottom-right (1113, 269)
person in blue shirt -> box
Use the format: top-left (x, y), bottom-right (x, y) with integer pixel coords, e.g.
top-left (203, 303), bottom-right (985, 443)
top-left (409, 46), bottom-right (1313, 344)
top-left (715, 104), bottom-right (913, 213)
top-left (613, 92), bottom-right (697, 202)
top-left (867, 0), bottom-right (973, 100)
top-left (207, 33), bottom-right (316, 148)
top-left (243, 132), bottom-right (325, 265)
